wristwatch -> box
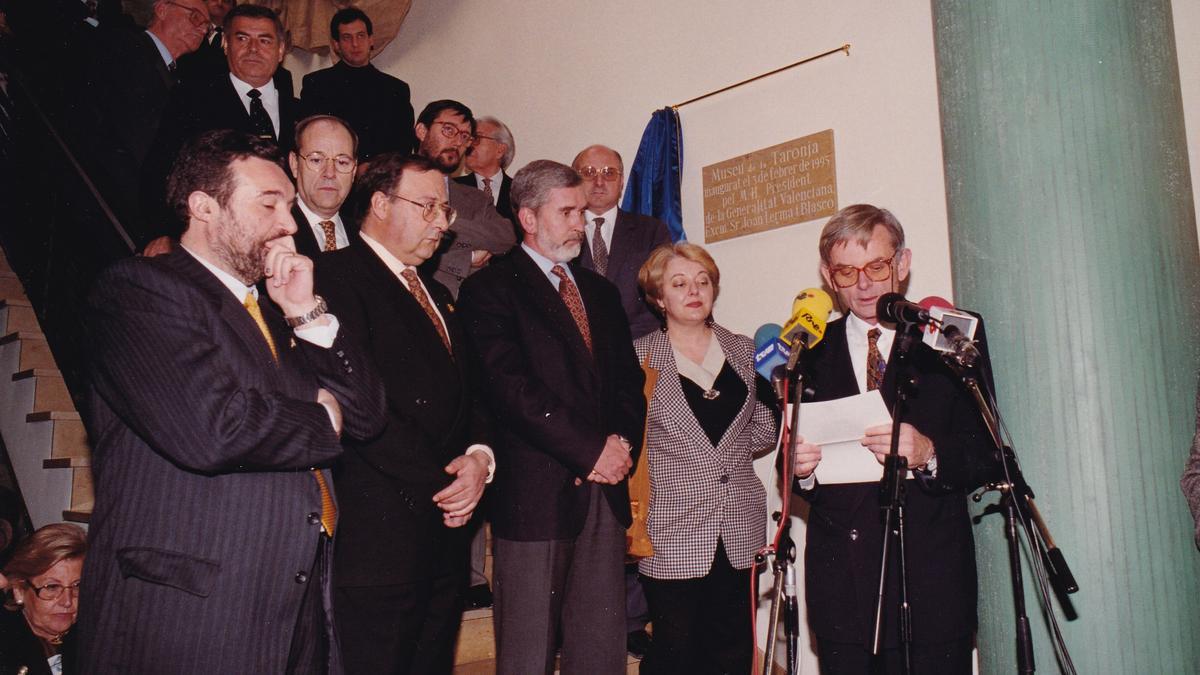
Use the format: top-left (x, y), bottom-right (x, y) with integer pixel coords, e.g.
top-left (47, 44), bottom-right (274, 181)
top-left (284, 295), bottom-right (328, 328)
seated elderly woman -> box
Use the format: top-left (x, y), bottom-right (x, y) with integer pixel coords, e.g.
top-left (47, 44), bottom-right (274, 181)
top-left (1, 523), bottom-right (87, 675)
top-left (633, 242), bottom-right (779, 675)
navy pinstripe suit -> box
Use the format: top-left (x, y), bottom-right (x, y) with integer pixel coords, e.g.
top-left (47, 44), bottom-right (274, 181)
top-left (76, 248), bottom-right (385, 674)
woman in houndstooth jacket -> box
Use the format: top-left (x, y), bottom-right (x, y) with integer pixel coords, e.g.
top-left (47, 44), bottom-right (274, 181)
top-left (633, 242), bottom-right (779, 675)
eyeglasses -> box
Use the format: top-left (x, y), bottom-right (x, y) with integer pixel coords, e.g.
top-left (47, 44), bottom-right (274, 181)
top-left (165, 0), bottom-right (208, 27)
top-left (577, 165), bottom-right (621, 182)
top-left (472, 134), bottom-right (498, 145)
top-left (387, 194), bottom-right (457, 226)
top-left (298, 152), bottom-right (357, 174)
top-left (26, 579), bottom-right (82, 601)
top-left (828, 255), bottom-right (896, 288)
top-left (434, 121), bottom-right (474, 145)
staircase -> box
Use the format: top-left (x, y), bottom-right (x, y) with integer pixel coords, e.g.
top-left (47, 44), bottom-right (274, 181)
top-left (0, 251), bottom-right (93, 529)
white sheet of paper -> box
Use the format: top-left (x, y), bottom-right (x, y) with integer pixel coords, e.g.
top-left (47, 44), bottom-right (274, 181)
top-left (789, 390), bottom-right (895, 484)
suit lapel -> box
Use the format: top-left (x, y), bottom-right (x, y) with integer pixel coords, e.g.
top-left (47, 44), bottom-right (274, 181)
top-left (167, 249), bottom-right (286, 378)
top-left (710, 327), bottom-right (756, 455)
top-left (291, 205), bottom-right (321, 258)
top-left (512, 249), bottom-right (598, 374)
top-left (605, 210), bottom-right (639, 282)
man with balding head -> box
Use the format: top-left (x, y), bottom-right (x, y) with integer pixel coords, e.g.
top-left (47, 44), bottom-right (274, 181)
top-left (76, 0), bottom-right (209, 244)
top-left (455, 115), bottom-right (517, 223)
top-left (571, 144), bottom-right (671, 339)
top-left (288, 114), bottom-right (359, 257)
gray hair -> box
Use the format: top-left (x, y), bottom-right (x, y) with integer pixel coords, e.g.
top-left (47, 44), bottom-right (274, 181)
top-left (510, 160), bottom-right (582, 213)
top-left (818, 204), bottom-right (905, 264)
top-left (476, 116), bottom-right (516, 169)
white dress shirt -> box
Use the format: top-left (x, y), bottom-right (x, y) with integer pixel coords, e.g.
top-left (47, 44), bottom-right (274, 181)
top-left (229, 73), bottom-right (280, 137)
top-left (296, 196), bottom-right (350, 250)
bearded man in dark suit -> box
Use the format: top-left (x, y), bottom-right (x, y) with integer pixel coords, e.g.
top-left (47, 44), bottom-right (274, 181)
top-left (792, 203), bottom-right (998, 674)
top-left (76, 129), bottom-right (385, 674)
top-left (458, 159), bottom-right (645, 674)
top-left (316, 153), bottom-right (495, 674)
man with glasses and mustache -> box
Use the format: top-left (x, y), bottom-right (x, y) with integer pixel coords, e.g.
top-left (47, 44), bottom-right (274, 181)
top-left (414, 99), bottom-right (516, 298)
top-left (791, 204), bottom-right (998, 674)
top-left (288, 114), bottom-right (358, 257)
top-left (571, 144), bottom-right (671, 340)
top-left (315, 153), bottom-right (495, 674)
top-left (76, 129), bottom-right (385, 674)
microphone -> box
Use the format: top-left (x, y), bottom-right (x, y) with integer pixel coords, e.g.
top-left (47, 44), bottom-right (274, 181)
top-left (781, 288), bottom-right (832, 371)
top-left (753, 323), bottom-right (791, 380)
top-left (916, 296), bottom-right (981, 367)
top-left (876, 292), bottom-right (929, 325)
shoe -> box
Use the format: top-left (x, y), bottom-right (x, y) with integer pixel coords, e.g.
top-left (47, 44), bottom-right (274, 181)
top-left (626, 628), bottom-right (652, 659)
top-left (465, 583), bottom-right (493, 609)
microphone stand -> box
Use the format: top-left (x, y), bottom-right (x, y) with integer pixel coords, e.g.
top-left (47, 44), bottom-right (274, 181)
top-left (871, 321), bottom-right (919, 672)
top-left (760, 351), bottom-right (807, 675)
top-left (941, 358), bottom-right (1078, 675)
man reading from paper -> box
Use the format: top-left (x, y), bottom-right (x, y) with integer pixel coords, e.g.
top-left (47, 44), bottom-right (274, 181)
top-left (792, 204), bottom-right (997, 675)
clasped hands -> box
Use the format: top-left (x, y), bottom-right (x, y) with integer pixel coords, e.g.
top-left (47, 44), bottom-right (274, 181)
top-left (573, 434), bottom-right (633, 486)
top-left (433, 452), bottom-right (491, 528)
top-left (792, 423), bottom-right (935, 479)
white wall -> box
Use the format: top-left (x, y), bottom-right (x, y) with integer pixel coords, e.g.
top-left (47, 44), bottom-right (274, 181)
top-left (1172, 0), bottom-right (1200, 242)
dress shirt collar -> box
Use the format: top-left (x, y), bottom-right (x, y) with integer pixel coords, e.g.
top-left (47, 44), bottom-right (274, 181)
top-left (360, 232), bottom-right (415, 280)
top-left (296, 195), bottom-right (343, 229)
top-left (521, 242), bottom-right (575, 290)
top-left (476, 169), bottom-right (504, 205)
top-left (180, 244), bottom-right (257, 301)
top-left (296, 196), bottom-right (347, 250)
top-left (145, 29), bottom-right (173, 68)
top-left (584, 206), bottom-right (618, 252)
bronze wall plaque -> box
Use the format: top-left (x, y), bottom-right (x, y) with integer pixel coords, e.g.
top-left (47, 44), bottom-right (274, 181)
top-left (702, 129), bottom-right (837, 243)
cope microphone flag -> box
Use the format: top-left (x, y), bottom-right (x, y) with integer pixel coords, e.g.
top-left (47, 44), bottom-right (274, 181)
top-left (753, 323), bottom-right (789, 380)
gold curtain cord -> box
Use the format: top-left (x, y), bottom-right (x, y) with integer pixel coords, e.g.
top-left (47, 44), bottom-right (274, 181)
top-left (672, 43), bottom-right (851, 110)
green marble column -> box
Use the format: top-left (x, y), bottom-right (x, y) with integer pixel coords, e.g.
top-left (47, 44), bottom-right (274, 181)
top-left (932, 1), bottom-right (1200, 672)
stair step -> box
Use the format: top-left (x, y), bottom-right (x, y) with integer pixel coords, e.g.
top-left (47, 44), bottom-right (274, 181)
top-left (26, 411), bottom-right (90, 459)
top-left (14, 369), bottom-right (73, 412)
top-left (0, 331), bottom-right (55, 370)
top-left (0, 298), bottom-right (37, 333)
top-left (454, 607), bottom-right (495, 666)
top-left (43, 456), bottom-right (90, 468)
top-left (63, 510), bottom-right (91, 524)
top-left (0, 271), bottom-right (26, 302)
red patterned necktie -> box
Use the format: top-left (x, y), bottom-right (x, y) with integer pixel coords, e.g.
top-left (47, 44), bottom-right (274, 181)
top-left (319, 220), bottom-right (337, 252)
top-left (243, 293), bottom-right (337, 536)
top-left (482, 176), bottom-right (495, 202)
top-left (551, 265), bottom-right (593, 353)
top-left (400, 268), bottom-right (452, 354)
top-left (866, 327), bottom-right (886, 391)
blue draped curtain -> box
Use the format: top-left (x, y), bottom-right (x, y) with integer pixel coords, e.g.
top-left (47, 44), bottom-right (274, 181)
top-left (621, 107), bottom-right (685, 242)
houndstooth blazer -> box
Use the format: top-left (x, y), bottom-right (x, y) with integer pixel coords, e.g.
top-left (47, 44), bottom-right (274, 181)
top-left (634, 325), bottom-right (778, 579)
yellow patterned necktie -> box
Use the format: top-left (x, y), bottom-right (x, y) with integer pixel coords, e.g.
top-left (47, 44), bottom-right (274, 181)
top-left (242, 292), bottom-right (337, 536)
top-left (319, 220), bottom-right (338, 252)
top-left (866, 327), bottom-right (886, 392)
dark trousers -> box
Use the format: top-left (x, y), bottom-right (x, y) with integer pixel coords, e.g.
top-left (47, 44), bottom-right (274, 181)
top-left (816, 637), bottom-right (973, 675)
top-left (335, 571), bottom-right (465, 674)
top-left (493, 484), bottom-right (626, 675)
top-left (639, 540), bottom-right (753, 675)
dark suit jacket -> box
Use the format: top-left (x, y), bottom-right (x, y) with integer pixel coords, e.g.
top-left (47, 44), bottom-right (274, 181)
top-left (576, 209), bottom-right (671, 339)
top-left (423, 180), bottom-right (518, 299)
top-left (142, 73), bottom-right (301, 241)
top-left (454, 171), bottom-right (514, 223)
top-left (796, 317), bottom-right (997, 648)
top-left (458, 247), bottom-right (645, 541)
top-left (175, 28), bottom-right (226, 82)
top-left (76, 248), bottom-right (385, 673)
top-left (301, 61), bottom-right (415, 159)
top-left (316, 242), bottom-right (491, 586)
top-left (75, 28), bottom-right (176, 244)
top-left (291, 203), bottom-right (359, 259)
top-left (0, 608), bottom-right (73, 675)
